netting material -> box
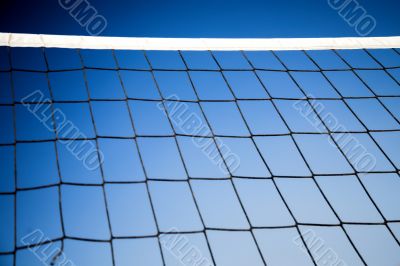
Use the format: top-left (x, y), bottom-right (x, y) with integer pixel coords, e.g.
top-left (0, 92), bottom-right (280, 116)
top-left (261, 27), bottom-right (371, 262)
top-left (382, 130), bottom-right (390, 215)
top-left (0, 47), bottom-right (400, 266)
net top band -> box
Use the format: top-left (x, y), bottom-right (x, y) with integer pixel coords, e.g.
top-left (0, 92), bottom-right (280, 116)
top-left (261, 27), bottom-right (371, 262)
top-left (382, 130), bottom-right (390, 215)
top-left (1, 32), bottom-right (400, 50)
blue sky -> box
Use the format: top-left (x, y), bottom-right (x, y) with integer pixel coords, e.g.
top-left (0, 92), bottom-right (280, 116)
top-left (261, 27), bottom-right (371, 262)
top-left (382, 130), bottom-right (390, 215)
top-left (2, 47), bottom-right (400, 265)
top-left (1, 2), bottom-right (400, 265)
top-left (0, 0), bottom-right (399, 37)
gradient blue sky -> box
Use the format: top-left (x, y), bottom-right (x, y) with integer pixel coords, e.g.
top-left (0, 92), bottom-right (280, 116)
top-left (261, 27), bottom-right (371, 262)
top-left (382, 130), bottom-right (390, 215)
top-left (0, 0), bottom-right (399, 37)
top-left (1, 2), bottom-right (400, 265)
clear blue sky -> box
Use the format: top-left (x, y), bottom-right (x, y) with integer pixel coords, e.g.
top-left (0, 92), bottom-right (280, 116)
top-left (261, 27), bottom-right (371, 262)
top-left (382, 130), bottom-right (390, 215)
top-left (0, 0), bottom-right (399, 37)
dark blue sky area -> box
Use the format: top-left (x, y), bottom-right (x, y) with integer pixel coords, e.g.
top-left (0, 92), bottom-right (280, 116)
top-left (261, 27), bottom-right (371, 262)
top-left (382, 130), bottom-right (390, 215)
top-left (0, 0), bottom-right (399, 38)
